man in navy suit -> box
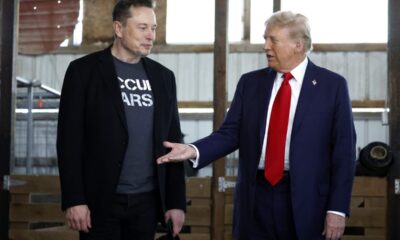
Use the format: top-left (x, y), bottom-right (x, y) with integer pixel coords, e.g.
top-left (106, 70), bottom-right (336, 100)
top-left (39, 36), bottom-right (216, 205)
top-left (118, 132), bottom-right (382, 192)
top-left (57, 0), bottom-right (185, 239)
top-left (157, 11), bottom-right (356, 240)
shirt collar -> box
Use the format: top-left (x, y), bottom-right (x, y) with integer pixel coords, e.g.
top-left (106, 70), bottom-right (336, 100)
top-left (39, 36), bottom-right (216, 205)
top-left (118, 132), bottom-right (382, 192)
top-left (277, 57), bottom-right (308, 85)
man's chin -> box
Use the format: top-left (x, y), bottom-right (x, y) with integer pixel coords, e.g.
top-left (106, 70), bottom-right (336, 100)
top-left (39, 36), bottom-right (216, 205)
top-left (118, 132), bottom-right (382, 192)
top-left (141, 49), bottom-right (152, 57)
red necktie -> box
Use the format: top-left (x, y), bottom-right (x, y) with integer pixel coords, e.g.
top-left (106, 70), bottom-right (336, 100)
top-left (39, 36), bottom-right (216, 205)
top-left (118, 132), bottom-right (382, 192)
top-left (264, 72), bottom-right (293, 186)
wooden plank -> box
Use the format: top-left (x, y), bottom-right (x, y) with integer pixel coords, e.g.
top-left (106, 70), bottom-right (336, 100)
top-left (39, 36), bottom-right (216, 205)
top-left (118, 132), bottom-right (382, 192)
top-left (347, 208), bottom-right (386, 227)
top-left (170, 233), bottom-right (210, 240)
top-left (365, 227), bottom-right (386, 236)
top-left (273, 0), bottom-right (281, 12)
top-left (224, 232), bottom-right (232, 240)
top-left (186, 205), bottom-right (211, 226)
top-left (9, 229), bottom-right (78, 240)
top-left (54, 43), bottom-right (387, 54)
top-left (351, 100), bottom-right (385, 108)
top-left (11, 229), bottom-right (210, 240)
top-left (154, 0), bottom-right (166, 44)
top-left (342, 237), bottom-right (384, 240)
top-left (9, 175), bottom-right (60, 194)
top-left (9, 222), bottom-right (29, 229)
top-left (242, 0), bottom-right (250, 41)
top-left (188, 198), bottom-right (211, 206)
top-left (350, 197), bottom-right (387, 208)
top-left (190, 227), bottom-right (210, 233)
top-left (11, 193), bottom-right (29, 203)
top-left (186, 177), bottom-right (211, 198)
top-left (155, 233), bottom-right (210, 240)
top-left (364, 197), bottom-right (387, 208)
top-left (352, 177), bottom-right (387, 197)
top-left (212, 1), bottom-right (229, 239)
top-left (9, 203), bottom-right (64, 222)
top-left (224, 204), bottom-right (233, 225)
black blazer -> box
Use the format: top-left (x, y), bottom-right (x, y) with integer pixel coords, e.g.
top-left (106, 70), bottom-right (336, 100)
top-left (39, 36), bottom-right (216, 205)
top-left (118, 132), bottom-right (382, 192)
top-left (57, 46), bottom-right (186, 223)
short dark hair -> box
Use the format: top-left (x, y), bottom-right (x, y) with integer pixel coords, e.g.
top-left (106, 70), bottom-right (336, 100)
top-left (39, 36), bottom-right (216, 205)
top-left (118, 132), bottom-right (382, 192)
top-left (112, 0), bottom-right (155, 24)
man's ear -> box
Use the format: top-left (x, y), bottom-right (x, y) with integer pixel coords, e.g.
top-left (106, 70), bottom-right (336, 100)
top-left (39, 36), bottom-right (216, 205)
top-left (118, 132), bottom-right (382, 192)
top-left (113, 21), bottom-right (123, 38)
top-left (295, 39), bottom-right (305, 53)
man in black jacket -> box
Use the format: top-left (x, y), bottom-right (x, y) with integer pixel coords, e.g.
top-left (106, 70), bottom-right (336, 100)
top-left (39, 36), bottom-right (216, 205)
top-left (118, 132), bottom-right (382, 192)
top-left (57, 0), bottom-right (186, 239)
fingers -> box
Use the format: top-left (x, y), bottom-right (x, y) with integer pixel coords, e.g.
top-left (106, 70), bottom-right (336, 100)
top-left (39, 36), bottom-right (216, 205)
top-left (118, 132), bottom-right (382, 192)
top-left (162, 141), bottom-right (175, 148)
top-left (322, 213), bottom-right (345, 240)
top-left (86, 208), bottom-right (92, 229)
top-left (157, 142), bottom-right (197, 164)
top-left (66, 205), bottom-right (91, 232)
top-left (165, 209), bottom-right (185, 237)
top-left (172, 219), bottom-right (183, 237)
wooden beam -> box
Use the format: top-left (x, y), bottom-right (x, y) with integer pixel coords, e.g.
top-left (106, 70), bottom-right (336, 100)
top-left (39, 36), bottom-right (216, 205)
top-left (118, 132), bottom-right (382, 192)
top-left (388, 0), bottom-right (400, 238)
top-left (154, 0), bottom-right (166, 44)
top-left (242, 0), bottom-right (251, 41)
top-left (351, 100), bottom-right (385, 108)
top-left (212, 0), bottom-right (228, 239)
top-left (0, 0), bottom-right (17, 239)
top-left (54, 43), bottom-right (387, 54)
top-left (273, 0), bottom-right (281, 12)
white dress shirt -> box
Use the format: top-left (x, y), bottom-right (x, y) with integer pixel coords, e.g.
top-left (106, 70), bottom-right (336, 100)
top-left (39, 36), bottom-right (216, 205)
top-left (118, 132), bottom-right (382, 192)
top-left (258, 57), bottom-right (308, 170)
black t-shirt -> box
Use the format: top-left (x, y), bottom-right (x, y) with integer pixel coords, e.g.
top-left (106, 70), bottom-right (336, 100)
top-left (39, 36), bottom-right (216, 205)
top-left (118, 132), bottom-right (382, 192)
top-left (113, 57), bottom-right (155, 194)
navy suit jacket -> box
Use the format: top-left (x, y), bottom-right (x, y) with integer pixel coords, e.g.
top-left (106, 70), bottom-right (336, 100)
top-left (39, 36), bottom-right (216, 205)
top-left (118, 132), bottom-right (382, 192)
top-left (57, 46), bottom-right (186, 225)
top-left (193, 60), bottom-right (356, 240)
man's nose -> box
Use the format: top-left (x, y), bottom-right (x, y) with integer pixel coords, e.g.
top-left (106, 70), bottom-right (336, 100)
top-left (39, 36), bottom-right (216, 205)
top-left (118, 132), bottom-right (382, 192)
top-left (147, 29), bottom-right (156, 41)
top-left (263, 39), bottom-right (271, 51)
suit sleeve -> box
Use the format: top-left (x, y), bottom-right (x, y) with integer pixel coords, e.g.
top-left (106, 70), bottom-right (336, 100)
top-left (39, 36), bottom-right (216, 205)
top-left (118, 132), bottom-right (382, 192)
top-left (57, 62), bottom-right (87, 210)
top-left (329, 76), bottom-right (356, 216)
top-left (193, 75), bottom-right (245, 168)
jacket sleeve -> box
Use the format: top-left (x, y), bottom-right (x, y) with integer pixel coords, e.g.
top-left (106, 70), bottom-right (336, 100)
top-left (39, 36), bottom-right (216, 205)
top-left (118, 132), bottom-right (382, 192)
top-left (164, 71), bottom-right (186, 212)
top-left (57, 61), bottom-right (87, 210)
top-left (328, 75), bottom-right (356, 216)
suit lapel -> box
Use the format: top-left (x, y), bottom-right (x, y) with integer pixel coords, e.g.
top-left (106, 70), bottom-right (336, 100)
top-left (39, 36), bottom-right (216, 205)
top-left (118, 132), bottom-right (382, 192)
top-left (98, 47), bottom-right (128, 131)
top-left (258, 69), bottom-right (276, 148)
top-left (291, 60), bottom-right (319, 136)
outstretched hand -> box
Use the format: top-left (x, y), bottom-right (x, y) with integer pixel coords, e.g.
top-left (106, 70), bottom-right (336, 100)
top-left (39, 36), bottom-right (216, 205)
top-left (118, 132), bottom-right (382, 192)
top-left (156, 141), bottom-right (197, 164)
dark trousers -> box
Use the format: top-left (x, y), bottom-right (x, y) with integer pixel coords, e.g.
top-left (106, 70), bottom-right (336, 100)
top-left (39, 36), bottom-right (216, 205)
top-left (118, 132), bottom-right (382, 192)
top-left (80, 191), bottom-right (158, 240)
top-left (250, 171), bottom-right (297, 240)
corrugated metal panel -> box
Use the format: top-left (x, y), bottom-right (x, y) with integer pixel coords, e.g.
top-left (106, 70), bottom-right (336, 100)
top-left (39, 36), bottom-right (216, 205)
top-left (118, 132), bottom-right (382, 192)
top-left (197, 53), bottom-right (214, 101)
top-left (368, 52), bottom-right (387, 100)
top-left (17, 51), bottom-right (388, 102)
top-left (346, 52), bottom-right (368, 100)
